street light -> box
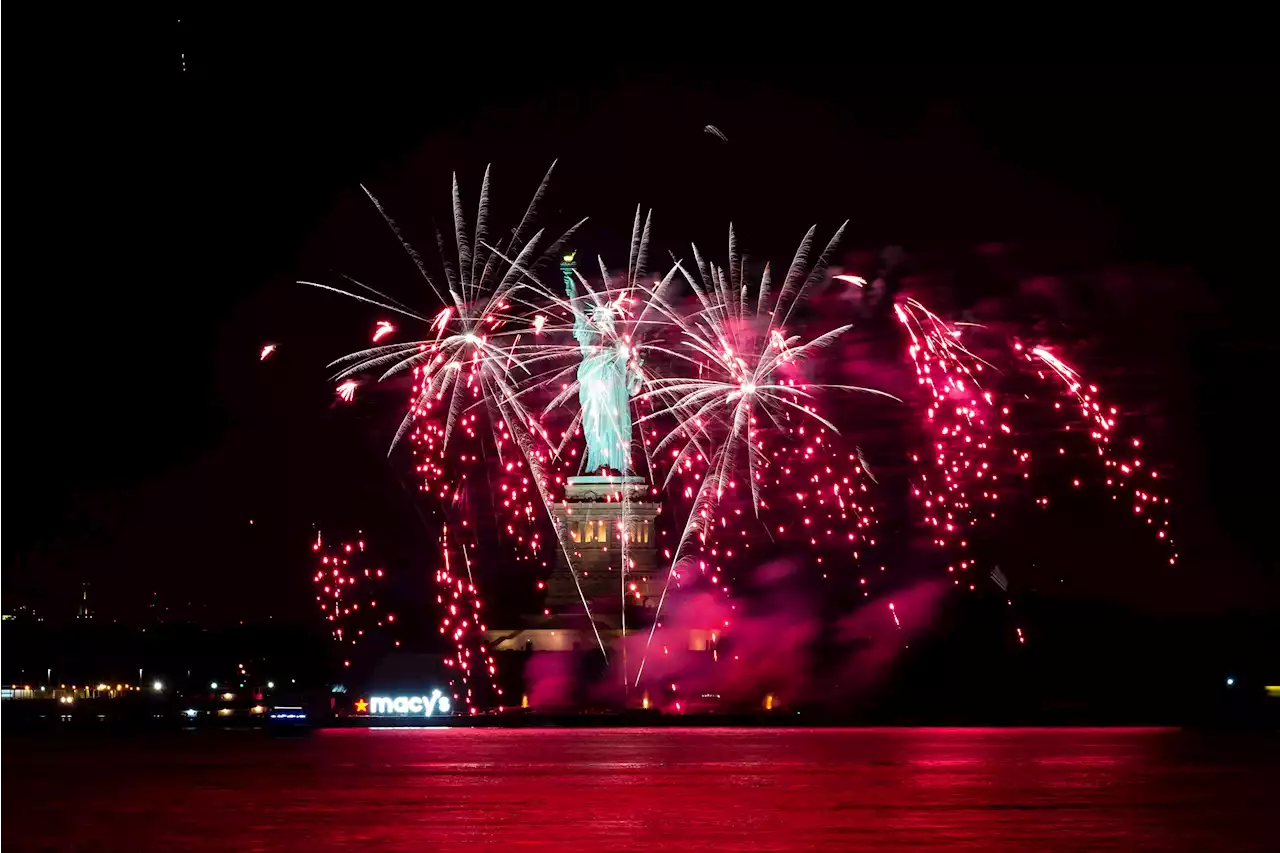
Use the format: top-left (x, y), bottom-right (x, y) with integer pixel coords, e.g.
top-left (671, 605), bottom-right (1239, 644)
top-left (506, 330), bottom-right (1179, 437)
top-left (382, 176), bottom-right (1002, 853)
top-left (152, 681), bottom-right (164, 692)
top-left (210, 681), bottom-right (218, 690)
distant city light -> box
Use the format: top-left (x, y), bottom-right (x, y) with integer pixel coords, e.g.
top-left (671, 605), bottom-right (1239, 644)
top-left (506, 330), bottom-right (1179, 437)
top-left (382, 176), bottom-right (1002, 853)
top-left (184, 708), bottom-right (198, 718)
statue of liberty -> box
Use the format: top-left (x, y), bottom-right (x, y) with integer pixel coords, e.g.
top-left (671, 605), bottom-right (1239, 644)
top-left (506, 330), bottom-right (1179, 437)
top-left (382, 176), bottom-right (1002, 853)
top-left (562, 253), bottom-right (644, 475)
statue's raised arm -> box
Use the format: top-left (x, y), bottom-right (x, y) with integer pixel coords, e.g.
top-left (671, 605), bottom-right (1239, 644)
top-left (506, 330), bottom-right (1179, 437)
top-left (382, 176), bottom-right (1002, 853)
top-left (561, 251), bottom-right (594, 354)
top-left (560, 250), bottom-right (579, 301)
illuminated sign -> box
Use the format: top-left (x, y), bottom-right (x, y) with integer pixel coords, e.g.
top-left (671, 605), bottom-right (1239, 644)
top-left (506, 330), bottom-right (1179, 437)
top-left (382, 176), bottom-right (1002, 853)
top-left (356, 689), bottom-right (451, 717)
top-left (270, 706), bottom-right (308, 721)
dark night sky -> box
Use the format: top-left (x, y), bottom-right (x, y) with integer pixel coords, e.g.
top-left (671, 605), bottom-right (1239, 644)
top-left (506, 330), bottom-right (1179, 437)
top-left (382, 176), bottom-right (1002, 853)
top-left (6, 19), bottom-right (1277, 625)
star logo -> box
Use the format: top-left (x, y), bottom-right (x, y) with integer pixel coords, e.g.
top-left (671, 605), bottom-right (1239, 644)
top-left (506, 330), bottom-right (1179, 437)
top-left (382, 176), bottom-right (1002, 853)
top-left (354, 698), bottom-right (368, 713)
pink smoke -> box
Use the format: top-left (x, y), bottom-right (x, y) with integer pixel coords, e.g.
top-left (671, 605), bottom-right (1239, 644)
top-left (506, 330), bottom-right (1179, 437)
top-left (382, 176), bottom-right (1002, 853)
top-left (599, 558), bottom-right (949, 711)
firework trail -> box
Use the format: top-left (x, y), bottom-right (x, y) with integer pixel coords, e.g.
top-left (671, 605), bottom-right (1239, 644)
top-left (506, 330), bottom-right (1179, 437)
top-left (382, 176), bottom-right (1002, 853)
top-left (856, 446), bottom-right (878, 484)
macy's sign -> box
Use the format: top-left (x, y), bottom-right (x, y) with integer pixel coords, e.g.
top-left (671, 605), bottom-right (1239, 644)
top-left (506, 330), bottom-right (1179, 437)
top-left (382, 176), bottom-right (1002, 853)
top-left (356, 689), bottom-right (452, 716)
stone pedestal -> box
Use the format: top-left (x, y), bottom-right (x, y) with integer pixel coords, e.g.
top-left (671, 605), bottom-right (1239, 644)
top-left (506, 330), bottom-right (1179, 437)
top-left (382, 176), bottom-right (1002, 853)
top-left (546, 475), bottom-right (661, 623)
top-left (487, 475), bottom-right (662, 653)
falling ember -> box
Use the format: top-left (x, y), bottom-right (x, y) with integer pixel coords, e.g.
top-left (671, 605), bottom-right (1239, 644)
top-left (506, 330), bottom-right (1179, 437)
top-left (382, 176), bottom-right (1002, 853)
top-left (1025, 344), bottom-right (1177, 561)
top-left (309, 531), bottom-right (395, 652)
top-left (260, 344), bottom-right (277, 360)
top-left (436, 524), bottom-right (502, 712)
top-left (372, 320), bottom-right (395, 342)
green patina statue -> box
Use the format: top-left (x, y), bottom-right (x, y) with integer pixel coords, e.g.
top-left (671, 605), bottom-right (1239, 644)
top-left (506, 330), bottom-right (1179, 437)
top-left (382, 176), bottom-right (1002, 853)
top-left (561, 252), bottom-right (644, 475)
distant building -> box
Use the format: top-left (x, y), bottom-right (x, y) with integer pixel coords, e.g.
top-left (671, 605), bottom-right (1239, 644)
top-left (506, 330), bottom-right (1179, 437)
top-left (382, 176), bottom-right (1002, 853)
top-left (2, 604), bottom-right (42, 622)
top-left (148, 590), bottom-right (171, 624)
top-left (77, 583), bottom-right (93, 620)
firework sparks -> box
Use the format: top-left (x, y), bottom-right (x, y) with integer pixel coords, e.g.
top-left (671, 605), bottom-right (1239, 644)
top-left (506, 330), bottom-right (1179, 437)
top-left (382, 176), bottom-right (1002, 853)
top-left (260, 344), bottom-right (277, 360)
top-left (372, 320), bottom-right (395, 341)
top-left (336, 380), bottom-right (358, 402)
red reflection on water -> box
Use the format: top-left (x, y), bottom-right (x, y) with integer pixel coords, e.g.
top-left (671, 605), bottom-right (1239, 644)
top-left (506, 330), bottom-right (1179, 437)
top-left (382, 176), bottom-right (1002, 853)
top-left (4, 728), bottom-right (1275, 851)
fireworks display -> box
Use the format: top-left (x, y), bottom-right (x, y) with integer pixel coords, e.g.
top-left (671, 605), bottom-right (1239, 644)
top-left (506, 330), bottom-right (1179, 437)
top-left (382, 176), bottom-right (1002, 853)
top-left (300, 164), bottom-right (1180, 710)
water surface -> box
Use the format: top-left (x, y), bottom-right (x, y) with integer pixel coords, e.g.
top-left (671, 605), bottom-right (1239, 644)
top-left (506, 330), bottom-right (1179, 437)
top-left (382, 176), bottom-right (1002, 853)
top-left (4, 727), bottom-right (1273, 851)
